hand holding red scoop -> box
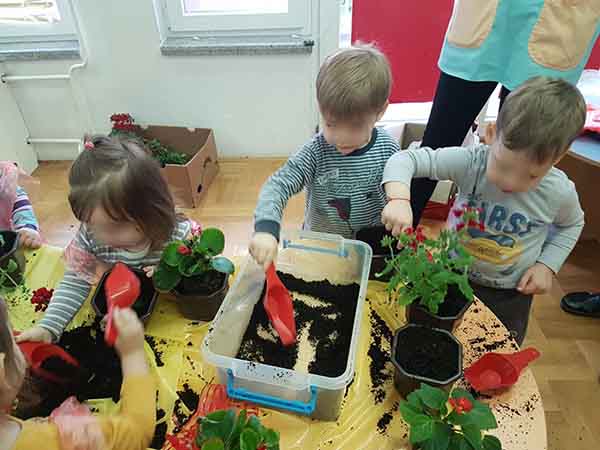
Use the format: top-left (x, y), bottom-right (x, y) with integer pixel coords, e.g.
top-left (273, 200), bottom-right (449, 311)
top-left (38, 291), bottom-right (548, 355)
top-left (263, 263), bottom-right (296, 346)
top-left (104, 263), bottom-right (140, 346)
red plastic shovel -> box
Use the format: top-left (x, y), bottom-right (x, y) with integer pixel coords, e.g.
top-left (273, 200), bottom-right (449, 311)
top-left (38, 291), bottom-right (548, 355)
top-left (263, 263), bottom-right (296, 346)
top-left (465, 347), bottom-right (540, 392)
top-left (17, 339), bottom-right (79, 384)
top-left (104, 263), bottom-right (140, 346)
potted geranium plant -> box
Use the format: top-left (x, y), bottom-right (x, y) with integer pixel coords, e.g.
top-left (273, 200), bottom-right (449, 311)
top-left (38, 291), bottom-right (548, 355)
top-left (195, 409), bottom-right (279, 450)
top-left (0, 231), bottom-right (25, 293)
top-left (400, 383), bottom-right (502, 450)
top-left (153, 227), bottom-right (234, 321)
top-left (378, 206), bottom-right (481, 332)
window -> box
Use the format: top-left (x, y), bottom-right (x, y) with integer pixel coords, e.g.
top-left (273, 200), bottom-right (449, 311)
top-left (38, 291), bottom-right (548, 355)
top-left (0, 0), bottom-right (77, 42)
top-left (155, 0), bottom-right (314, 54)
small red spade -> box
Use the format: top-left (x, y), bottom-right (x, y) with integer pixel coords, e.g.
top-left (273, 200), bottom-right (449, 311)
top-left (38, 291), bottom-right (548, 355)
top-left (465, 347), bottom-right (540, 392)
top-left (104, 263), bottom-right (140, 346)
top-left (263, 263), bottom-right (296, 346)
top-left (17, 338), bottom-right (79, 384)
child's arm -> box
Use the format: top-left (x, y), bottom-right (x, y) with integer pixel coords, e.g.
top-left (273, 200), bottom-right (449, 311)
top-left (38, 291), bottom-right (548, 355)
top-left (537, 184), bottom-right (584, 274)
top-left (251, 142), bottom-right (318, 268)
top-left (381, 146), bottom-right (476, 235)
top-left (12, 186), bottom-right (42, 249)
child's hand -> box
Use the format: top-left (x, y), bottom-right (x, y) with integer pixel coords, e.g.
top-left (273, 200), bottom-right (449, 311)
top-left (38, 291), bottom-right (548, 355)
top-left (15, 326), bottom-right (53, 344)
top-left (517, 263), bottom-right (554, 295)
top-left (18, 229), bottom-right (42, 249)
top-left (382, 199), bottom-right (413, 237)
top-left (142, 266), bottom-right (155, 278)
top-left (113, 308), bottom-right (149, 377)
top-left (113, 308), bottom-right (144, 357)
top-left (249, 232), bottom-right (278, 270)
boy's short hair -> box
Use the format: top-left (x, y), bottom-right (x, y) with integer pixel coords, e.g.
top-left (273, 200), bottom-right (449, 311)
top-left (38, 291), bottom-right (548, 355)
top-left (497, 76), bottom-right (586, 163)
top-left (317, 44), bottom-right (392, 121)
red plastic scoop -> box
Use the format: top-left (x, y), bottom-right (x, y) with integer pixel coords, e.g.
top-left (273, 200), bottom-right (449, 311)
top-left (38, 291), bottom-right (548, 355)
top-left (263, 263), bottom-right (296, 346)
top-left (465, 347), bottom-right (540, 392)
top-left (17, 339), bottom-right (79, 384)
top-left (104, 263), bottom-right (140, 346)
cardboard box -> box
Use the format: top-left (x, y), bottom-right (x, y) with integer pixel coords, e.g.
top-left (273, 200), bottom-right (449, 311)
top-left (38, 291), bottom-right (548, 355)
top-left (139, 126), bottom-right (219, 208)
top-left (384, 122), bottom-right (454, 204)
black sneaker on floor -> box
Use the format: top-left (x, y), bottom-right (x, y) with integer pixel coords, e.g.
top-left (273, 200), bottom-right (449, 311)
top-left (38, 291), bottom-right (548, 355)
top-left (560, 292), bottom-right (600, 318)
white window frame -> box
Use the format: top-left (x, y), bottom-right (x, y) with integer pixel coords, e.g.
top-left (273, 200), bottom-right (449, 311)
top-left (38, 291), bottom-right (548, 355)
top-left (157, 0), bottom-right (312, 39)
top-left (0, 0), bottom-right (77, 44)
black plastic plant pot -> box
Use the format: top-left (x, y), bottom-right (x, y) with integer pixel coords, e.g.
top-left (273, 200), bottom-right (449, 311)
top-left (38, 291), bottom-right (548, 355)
top-left (91, 268), bottom-right (158, 323)
top-left (173, 271), bottom-right (229, 321)
top-left (0, 230), bottom-right (25, 285)
top-left (406, 284), bottom-right (472, 333)
top-left (354, 226), bottom-right (393, 281)
top-left (391, 324), bottom-right (463, 398)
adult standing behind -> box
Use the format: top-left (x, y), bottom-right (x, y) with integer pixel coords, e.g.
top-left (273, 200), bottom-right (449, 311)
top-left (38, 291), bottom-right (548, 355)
top-left (411, 0), bottom-right (600, 227)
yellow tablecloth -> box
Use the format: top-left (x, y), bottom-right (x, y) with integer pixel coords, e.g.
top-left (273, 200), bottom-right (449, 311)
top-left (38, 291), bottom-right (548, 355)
top-left (6, 246), bottom-right (546, 450)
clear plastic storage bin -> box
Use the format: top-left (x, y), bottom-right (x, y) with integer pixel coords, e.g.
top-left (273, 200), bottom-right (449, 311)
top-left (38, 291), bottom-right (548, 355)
top-left (202, 231), bottom-right (372, 420)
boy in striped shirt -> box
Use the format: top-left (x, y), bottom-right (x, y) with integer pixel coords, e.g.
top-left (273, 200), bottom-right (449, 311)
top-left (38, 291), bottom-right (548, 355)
top-left (250, 45), bottom-right (400, 268)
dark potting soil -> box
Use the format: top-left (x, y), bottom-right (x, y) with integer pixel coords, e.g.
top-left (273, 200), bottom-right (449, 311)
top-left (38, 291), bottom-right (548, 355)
top-left (94, 270), bottom-right (157, 319)
top-left (376, 401), bottom-right (399, 435)
top-left (145, 336), bottom-right (165, 367)
top-left (236, 272), bottom-right (360, 378)
top-left (368, 307), bottom-right (394, 404)
top-left (0, 230), bottom-right (17, 256)
top-left (56, 319), bottom-right (123, 402)
top-left (150, 409), bottom-right (167, 449)
top-left (40, 355), bottom-right (82, 380)
top-left (176, 270), bottom-right (226, 296)
top-left (173, 383), bottom-right (199, 430)
top-left (395, 326), bottom-right (460, 381)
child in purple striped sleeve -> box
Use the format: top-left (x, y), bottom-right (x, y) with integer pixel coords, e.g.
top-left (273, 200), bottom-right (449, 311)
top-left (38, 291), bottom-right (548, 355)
top-left (0, 162), bottom-right (41, 249)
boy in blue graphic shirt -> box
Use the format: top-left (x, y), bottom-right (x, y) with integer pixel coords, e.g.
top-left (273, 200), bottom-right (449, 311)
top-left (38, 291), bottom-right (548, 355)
top-left (381, 77), bottom-right (585, 345)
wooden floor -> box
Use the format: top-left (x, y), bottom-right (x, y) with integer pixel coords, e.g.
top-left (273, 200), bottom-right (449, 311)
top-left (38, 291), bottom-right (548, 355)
top-left (31, 159), bottom-right (600, 450)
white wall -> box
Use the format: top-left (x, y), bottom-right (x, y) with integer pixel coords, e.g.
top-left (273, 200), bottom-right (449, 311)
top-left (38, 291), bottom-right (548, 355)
top-left (0, 0), bottom-right (340, 162)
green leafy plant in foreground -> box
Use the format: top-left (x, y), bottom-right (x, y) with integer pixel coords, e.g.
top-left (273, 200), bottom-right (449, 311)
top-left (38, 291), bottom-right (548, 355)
top-left (400, 383), bottom-right (502, 450)
top-left (196, 409), bottom-right (279, 450)
top-left (0, 234), bottom-right (22, 294)
top-left (153, 226), bottom-right (234, 292)
top-left (377, 206), bottom-right (481, 314)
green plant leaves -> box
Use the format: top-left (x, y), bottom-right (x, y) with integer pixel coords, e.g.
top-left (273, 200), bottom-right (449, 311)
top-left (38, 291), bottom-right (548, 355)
top-left (449, 389), bottom-right (498, 431)
top-left (240, 429), bottom-right (260, 450)
top-left (163, 242), bottom-right (183, 267)
top-left (400, 402), bottom-right (429, 425)
top-left (199, 228), bottom-right (225, 255)
top-left (448, 434), bottom-right (472, 450)
top-left (462, 424), bottom-right (483, 449)
top-left (409, 415), bottom-right (434, 444)
top-left (263, 429), bottom-right (280, 449)
top-left (153, 262), bottom-right (181, 291)
top-left (211, 256), bottom-right (235, 275)
top-left (481, 435), bottom-right (502, 450)
top-left (202, 438), bottom-right (225, 450)
top-left (418, 383), bottom-right (448, 410)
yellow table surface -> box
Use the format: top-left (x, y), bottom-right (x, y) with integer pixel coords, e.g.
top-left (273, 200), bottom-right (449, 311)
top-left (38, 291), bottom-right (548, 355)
top-left (6, 246), bottom-right (547, 450)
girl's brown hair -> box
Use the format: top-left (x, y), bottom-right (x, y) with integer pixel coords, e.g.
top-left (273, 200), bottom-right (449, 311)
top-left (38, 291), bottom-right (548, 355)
top-left (69, 135), bottom-right (176, 248)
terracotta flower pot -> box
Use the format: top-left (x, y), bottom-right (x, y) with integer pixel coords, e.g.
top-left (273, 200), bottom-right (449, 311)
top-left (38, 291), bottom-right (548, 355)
top-left (391, 324), bottom-right (463, 398)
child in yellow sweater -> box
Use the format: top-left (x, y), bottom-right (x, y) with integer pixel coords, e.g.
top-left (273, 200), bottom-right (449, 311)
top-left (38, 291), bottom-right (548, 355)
top-left (0, 299), bottom-right (156, 450)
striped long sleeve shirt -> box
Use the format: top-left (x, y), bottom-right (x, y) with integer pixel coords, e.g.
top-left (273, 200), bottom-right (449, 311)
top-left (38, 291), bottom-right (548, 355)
top-left (12, 186), bottom-right (39, 232)
top-left (254, 128), bottom-right (400, 239)
top-left (39, 219), bottom-right (191, 339)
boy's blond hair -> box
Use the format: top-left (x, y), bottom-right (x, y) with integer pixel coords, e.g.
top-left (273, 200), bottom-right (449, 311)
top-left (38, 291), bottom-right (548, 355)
top-left (317, 44), bottom-right (392, 121)
top-left (497, 76), bottom-right (586, 163)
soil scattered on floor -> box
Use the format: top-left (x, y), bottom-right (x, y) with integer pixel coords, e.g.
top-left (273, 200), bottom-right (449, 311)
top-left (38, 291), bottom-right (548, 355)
top-left (367, 306), bottom-right (393, 404)
top-left (150, 409), bottom-right (167, 449)
top-left (376, 401), bottom-right (399, 434)
top-left (237, 272), bottom-right (360, 378)
top-left (145, 335), bottom-right (165, 367)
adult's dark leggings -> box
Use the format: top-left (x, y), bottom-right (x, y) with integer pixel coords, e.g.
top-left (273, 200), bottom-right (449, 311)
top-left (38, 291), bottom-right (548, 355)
top-left (411, 71), bottom-right (511, 226)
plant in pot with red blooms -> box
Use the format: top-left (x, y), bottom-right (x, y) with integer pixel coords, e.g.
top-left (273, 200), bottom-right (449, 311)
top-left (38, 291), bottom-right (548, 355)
top-left (378, 206), bottom-right (482, 333)
top-left (400, 383), bottom-right (502, 450)
top-left (109, 113), bottom-right (189, 166)
top-left (153, 226), bottom-right (234, 321)
top-left (193, 409), bottom-right (279, 450)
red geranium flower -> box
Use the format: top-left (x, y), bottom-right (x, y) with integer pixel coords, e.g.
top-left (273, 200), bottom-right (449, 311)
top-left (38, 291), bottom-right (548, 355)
top-left (452, 209), bottom-right (464, 218)
top-left (177, 245), bottom-right (191, 255)
top-left (449, 397), bottom-right (473, 414)
top-left (456, 223), bottom-right (466, 232)
top-left (30, 287), bottom-right (54, 312)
